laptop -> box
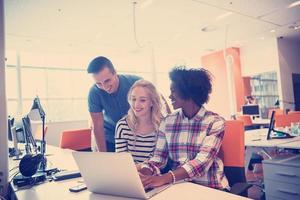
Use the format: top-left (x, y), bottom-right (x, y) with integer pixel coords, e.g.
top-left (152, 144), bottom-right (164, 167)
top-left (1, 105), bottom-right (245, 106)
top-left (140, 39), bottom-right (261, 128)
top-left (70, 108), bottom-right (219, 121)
top-left (267, 110), bottom-right (294, 140)
top-left (72, 152), bottom-right (171, 199)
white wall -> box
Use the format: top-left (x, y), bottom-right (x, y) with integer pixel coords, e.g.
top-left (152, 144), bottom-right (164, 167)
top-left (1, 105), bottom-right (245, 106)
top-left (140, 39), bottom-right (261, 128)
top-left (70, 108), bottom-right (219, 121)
top-left (32, 120), bottom-right (89, 147)
top-left (240, 37), bottom-right (280, 76)
top-left (277, 38), bottom-right (300, 111)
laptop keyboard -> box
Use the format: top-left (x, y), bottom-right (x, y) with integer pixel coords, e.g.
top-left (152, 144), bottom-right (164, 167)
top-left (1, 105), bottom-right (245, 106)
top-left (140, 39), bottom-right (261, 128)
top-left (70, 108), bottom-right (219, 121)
top-left (145, 187), bottom-right (154, 193)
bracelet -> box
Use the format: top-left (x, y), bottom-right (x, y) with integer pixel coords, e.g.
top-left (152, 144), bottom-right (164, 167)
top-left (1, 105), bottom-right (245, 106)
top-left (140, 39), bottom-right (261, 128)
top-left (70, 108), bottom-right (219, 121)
top-left (168, 170), bottom-right (176, 184)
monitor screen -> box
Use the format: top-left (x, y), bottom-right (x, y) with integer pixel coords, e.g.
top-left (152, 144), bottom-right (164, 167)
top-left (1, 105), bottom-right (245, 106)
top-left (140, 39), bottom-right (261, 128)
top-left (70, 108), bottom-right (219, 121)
top-left (11, 120), bottom-right (26, 143)
top-left (22, 116), bottom-right (37, 150)
top-left (8, 117), bottom-right (14, 141)
top-left (242, 104), bottom-right (260, 115)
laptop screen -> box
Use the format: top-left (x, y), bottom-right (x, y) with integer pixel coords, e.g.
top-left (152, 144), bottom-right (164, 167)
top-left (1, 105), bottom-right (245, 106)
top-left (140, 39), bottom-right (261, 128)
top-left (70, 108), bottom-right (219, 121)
top-left (267, 111), bottom-right (275, 140)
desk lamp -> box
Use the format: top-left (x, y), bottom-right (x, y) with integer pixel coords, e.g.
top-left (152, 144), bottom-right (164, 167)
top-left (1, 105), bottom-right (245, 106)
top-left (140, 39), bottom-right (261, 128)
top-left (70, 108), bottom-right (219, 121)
top-left (28, 96), bottom-right (46, 172)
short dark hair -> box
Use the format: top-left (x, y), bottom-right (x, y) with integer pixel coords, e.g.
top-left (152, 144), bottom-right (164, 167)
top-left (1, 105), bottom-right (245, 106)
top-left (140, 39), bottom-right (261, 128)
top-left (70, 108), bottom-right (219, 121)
top-left (169, 66), bottom-right (213, 107)
top-left (87, 56), bottom-right (116, 74)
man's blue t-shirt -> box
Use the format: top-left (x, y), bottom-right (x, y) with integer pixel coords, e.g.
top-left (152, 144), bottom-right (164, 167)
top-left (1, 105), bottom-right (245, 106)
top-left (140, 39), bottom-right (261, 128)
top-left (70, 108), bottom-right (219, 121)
top-left (88, 74), bottom-right (141, 143)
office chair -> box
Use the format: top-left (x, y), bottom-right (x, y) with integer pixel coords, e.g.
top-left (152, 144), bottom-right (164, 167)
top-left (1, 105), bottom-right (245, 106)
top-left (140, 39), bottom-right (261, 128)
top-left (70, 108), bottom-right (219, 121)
top-left (275, 113), bottom-right (300, 128)
top-left (60, 128), bottom-right (92, 151)
top-left (288, 111), bottom-right (300, 115)
top-left (268, 108), bottom-right (284, 119)
top-left (236, 115), bottom-right (254, 130)
top-left (219, 120), bottom-right (252, 197)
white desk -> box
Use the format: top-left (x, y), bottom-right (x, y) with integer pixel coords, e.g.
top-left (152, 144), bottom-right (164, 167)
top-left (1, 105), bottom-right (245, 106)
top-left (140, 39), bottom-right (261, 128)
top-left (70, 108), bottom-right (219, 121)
top-left (9, 145), bottom-right (249, 200)
top-left (244, 129), bottom-right (300, 172)
top-left (251, 118), bottom-right (270, 127)
top-left (245, 129), bottom-right (300, 148)
top-left (277, 140), bottom-right (300, 149)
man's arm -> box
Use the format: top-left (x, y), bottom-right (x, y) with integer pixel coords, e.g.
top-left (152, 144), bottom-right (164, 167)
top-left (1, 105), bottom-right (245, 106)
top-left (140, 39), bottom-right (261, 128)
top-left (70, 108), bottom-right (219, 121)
top-left (90, 112), bottom-right (107, 152)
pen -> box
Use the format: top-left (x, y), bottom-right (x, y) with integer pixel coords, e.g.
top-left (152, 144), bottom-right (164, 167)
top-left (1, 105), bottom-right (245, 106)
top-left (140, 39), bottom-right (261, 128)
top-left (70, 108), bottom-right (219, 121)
top-left (252, 139), bottom-right (261, 141)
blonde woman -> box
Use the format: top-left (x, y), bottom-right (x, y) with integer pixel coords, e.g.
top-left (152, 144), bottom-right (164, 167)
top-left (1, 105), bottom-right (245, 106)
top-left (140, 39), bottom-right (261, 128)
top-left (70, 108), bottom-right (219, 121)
top-left (115, 79), bottom-right (163, 163)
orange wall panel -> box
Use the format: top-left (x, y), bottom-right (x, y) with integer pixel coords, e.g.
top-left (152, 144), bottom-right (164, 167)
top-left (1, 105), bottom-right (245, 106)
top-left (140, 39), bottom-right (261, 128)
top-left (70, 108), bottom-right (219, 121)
top-left (201, 48), bottom-right (244, 118)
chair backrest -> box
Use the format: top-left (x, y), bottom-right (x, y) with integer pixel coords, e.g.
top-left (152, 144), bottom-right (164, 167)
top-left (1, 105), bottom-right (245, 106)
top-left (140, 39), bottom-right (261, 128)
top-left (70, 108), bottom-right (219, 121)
top-left (288, 111), bottom-right (300, 115)
top-left (236, 115), bottom-right (253, 127)
top-left (219, 120), bottom-right (246, 187)
top-left (268, 108), bottom-right (284, 118)
top-left (60, 128), bottom-right (91, 151)
top-left (219, 120), bottom-right (245, 167)
top-left (275, 114), bottom-right (300, 127)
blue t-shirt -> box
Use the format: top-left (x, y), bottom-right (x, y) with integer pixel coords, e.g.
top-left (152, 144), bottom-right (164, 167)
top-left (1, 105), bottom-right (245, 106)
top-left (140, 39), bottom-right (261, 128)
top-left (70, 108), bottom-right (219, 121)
top-left (88, 74), bottom-right (141, 143)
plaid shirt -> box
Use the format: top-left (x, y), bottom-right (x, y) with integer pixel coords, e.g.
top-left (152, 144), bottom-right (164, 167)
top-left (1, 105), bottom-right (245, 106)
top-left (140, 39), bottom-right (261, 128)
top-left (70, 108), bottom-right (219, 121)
top-left (142, 107), bottom-right (229, 189)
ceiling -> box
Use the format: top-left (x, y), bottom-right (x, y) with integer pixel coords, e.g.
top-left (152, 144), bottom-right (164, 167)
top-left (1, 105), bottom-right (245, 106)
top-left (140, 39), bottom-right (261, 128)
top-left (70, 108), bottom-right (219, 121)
top-left (4, 0), bottom-right (300, 65)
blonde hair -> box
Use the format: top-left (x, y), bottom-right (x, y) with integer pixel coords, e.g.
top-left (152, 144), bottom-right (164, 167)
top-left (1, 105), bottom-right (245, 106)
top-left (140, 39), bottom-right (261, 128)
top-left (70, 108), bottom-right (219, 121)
top-left (126, 79), bottom-right (163, 132)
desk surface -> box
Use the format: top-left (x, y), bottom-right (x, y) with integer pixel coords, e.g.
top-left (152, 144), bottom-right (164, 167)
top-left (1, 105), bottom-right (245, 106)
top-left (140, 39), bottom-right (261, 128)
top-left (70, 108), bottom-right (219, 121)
top-left (10, 145), bottom-right (249, 200)
top-left (245, 129), bottom-right (300, 148)
top-left (277, 140), bottom-right (300, 149)
top-left (251, 118), bottom-right (270, 126)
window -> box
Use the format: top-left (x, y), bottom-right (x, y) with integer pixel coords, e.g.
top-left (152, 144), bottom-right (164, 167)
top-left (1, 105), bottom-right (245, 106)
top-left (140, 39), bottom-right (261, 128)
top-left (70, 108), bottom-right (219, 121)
top-left (5, 53), bottom-right (156, 122)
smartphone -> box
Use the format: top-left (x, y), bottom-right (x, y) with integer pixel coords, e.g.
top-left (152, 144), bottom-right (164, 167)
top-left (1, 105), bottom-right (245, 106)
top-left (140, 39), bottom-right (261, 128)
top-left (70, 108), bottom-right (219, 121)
top-left (69, 183), bottom-right (87, 193)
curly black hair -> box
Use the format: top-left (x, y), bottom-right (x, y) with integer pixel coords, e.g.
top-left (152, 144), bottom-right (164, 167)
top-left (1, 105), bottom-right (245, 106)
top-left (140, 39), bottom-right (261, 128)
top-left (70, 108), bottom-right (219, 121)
top-left (169, 66), bottom-right (213, 107)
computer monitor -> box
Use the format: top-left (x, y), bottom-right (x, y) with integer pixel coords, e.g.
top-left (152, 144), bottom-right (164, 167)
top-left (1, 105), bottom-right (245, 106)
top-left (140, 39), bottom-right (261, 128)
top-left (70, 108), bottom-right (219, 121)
top-left (242, 104), bottom-right (260, 116)
top-left (8, 117), bottom-right (14, 141)
top-left (8, 117), bottom-right (26, 143)
top-left (22, 116), bottom-right (38, 153)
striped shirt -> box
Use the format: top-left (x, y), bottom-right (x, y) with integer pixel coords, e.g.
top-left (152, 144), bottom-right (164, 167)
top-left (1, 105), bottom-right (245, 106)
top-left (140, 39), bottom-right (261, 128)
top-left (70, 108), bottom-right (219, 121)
top-left (141, 107), bottom-right (229, 190)
top-left (115, 118), bottom-right (157, 163)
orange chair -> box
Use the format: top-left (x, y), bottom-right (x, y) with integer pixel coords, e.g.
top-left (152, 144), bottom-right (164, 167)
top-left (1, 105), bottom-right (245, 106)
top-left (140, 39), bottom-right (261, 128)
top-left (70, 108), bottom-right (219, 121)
top-left (219, 120), bottom-right (252, 197)
top-left (268, 108), bottom-right (284, 118)
top-left (60, 128), bottom-right (92, 151)
top-left (236, 115), bottom-right (253, 128)
top-left (288, 111), bottom-right (300, 115)
top-left (275, 114), bottom-right (300, 128)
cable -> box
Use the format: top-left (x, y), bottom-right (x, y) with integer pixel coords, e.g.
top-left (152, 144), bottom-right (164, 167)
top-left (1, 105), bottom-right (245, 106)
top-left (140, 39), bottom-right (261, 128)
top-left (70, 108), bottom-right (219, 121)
top-left (132, 1), bottom-right (144, 48)
top-left (9, 166), bottom-right (19, 172)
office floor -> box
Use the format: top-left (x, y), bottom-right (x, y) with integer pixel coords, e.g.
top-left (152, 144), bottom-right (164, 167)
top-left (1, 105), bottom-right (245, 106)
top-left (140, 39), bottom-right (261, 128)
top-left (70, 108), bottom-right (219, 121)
top-left (246, 164), bottom-right (264, 200)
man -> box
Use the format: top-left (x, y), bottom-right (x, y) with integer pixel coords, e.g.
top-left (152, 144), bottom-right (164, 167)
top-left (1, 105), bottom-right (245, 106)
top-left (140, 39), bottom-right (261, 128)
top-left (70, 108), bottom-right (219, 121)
top-left (87, 56), bottom-right (141, 152)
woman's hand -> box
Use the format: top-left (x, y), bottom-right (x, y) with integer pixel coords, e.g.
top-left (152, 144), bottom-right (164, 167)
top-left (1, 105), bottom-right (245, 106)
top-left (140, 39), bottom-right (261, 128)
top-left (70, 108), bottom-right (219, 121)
top-left (138, 167), bottom-right (153, 176)
top-left (139, 173), bottom-right (172, 189)
top-left (136, 164), bottom-right (142, 171)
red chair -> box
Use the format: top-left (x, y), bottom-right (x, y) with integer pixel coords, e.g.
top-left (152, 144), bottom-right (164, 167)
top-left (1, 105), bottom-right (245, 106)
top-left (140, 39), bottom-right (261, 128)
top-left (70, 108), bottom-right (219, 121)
top-left (236, 115), bottom-right (253, 127)
top-left (268, 108), bottom-right (284, 119)
top-left (219, 120), bottom-right (252, 197)
top-left (288, 111), bottom-right (300, 115)
top-left (60, 128), bottom-right (91, 151)
top-left (275, 114), bottom-right (300, 127)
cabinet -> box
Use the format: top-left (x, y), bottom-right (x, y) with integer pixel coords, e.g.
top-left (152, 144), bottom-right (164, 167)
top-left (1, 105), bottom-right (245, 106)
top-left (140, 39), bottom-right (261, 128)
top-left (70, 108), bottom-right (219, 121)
top-left (263, 155), bottom-right (300, 200)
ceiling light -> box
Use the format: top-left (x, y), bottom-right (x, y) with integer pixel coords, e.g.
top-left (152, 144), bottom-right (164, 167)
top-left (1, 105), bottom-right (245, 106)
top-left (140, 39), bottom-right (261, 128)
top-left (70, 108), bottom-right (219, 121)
top-left (201, 25), bottom-right (218, 32)
top-left (287, 1), bottom-right (300, 8)
top-left (270, 29), bottom-right (276, 33)
top-left (215, 12), bottom-right (233, 21)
